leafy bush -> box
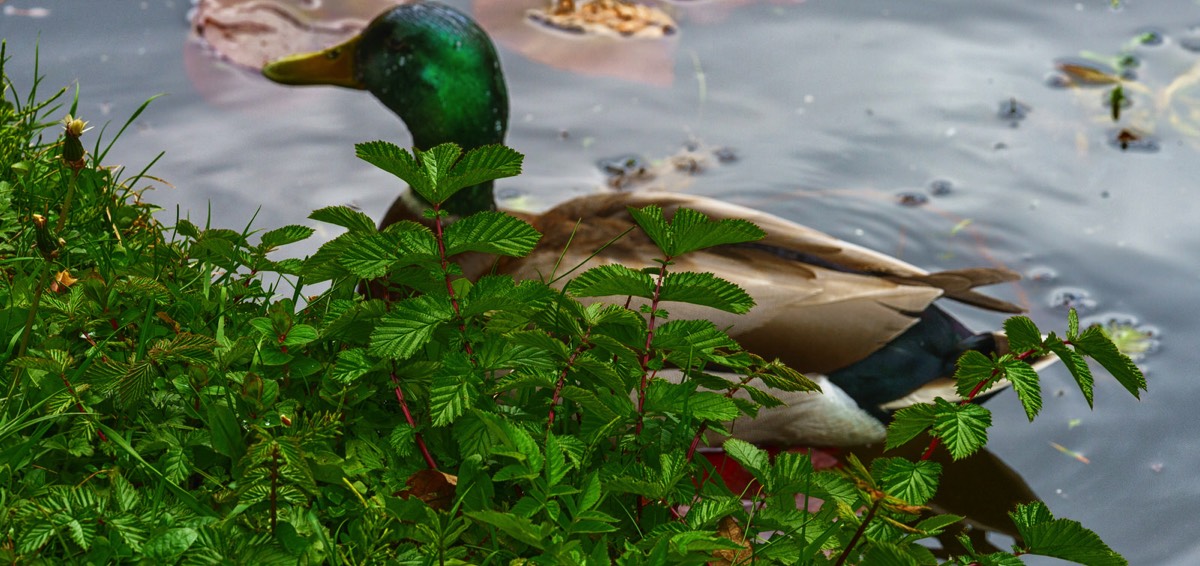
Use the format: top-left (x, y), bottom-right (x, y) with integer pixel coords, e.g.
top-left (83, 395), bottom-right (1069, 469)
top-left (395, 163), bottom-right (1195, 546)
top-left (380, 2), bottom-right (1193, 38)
top-left (0, 47), bottom-right (1143, 565)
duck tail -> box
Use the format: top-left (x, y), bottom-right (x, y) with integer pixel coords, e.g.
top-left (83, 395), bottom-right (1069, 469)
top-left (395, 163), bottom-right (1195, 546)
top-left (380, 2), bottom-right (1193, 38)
top-left (889, 267), bottom-right (1025, 313)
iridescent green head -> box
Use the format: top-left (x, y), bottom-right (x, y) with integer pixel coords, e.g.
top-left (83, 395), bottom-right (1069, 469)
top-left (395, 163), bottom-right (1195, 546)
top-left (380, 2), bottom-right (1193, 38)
top-left (264, 3), bottom-right (509, 215)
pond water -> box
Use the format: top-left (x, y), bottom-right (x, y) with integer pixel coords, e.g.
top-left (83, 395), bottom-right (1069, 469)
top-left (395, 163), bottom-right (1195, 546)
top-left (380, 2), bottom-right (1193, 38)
top-left (4, 0), bottom-right (1198, 562)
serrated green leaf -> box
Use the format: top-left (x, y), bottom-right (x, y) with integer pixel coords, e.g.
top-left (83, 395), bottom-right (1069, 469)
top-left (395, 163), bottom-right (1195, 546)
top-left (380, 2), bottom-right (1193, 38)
top-left (1011, 501), bottom-right (1127, 566)
top-left (667, 207), bottom-right (766, 255)
top-left (355, 141), bottom-right (434, 199)
top-left (1046, 337), bottom-right (1094, 407)
top-left (1074, 326), bottom-right (1147, 399)
top-left (1068, 308), bottom-right (1080, 338)
top-left (723, 438), bottom-right (769, 485)
top-left (566, 264), bottom-right (655, 299)
top-left (260, 224), bottom-right (315, 249)
top-left (466, 510), bottom-right (550, 550)
top-left (442, 144), bottom-right (524, 195)
top-left (332, 348), bottom-right (375, 384)
top-left (879, 458), bottom-right (941, 506)
top-left (1001, 358), bottom-right (1043, 421)
top-left (309, 205), bottom-right (378, 233)
top-left (686, 391), bottom-right (741, 422)
top-left (953, 349), bottom-right (997, 399)
top-left (914, 513), bottom-right (963, 535)
top-left (444, 211), bottom-right (541, 257)
top-left (369, 295), bottom-right (454, 360)
top-left (757, 361), bottom-right (820, 393)
top-left (652, 319), bottom-right (738, 354)
top-left (429, 355), bottom-right (480, 426)
top-left (931, 400), bottom-right (991, 460)
top-left (1004, 316), bottom-right (1043, 353)
top-left (626, 205), bottom-right (674, 256)
top-left (885, 403), bottom-right (937, 450)
top-left (658, 271), bottom-right (754, 314)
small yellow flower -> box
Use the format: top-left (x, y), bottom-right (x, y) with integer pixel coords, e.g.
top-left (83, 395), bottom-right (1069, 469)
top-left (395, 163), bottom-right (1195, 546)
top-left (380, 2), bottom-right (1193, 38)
top-left (62, 114), bottom-right (91, 138)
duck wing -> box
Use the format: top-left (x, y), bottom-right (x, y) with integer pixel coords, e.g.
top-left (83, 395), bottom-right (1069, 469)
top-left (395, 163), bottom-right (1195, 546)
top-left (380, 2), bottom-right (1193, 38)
top-left (509, 191), bottom-right (1022, 374)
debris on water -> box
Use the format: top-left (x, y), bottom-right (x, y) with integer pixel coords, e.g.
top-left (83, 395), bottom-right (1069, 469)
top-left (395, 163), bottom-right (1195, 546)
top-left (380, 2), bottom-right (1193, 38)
top-left (597, 154), bottom-right (653, 189)
top-left (895, 192), bottom-right (929, 207)
top-left (1134, 29), bottom-right (1165, 47)
top-left (1108, 128), bottom-right (1159, 152)
top-left (526, 0), bottom-right (677, 39)
top-left (1084, 314), bottom-right (1160, 361)
top-left (1105, 85), bottom-right (1130, 121)
top-left (713, 146), bottom-right (738, 164)
top-left (1050, 442), bottom-right (1091, 464)
top-left (997, 97), bottom-right (1031, 125)
top-left (929, 179), bottom-right (954, 196)
top-left (1052, 59), bottom-right (1121, 87)
top-left (1050, 287), bottom-right (1096, 311)
top-left (1150, 462), bottom-right (1164, 473)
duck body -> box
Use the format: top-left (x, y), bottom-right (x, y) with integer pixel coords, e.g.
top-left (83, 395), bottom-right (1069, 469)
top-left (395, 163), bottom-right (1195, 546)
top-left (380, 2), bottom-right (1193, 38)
top-left (264, 2), bottom-right (1039, 447)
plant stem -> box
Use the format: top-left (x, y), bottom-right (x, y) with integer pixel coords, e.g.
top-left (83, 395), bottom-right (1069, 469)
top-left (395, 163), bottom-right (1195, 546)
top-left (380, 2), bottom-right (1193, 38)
top-left (834, 494), bottom-right (883, 566)
top-left (391, 364), bottom-right (438, 470)
top-left (636, 256), bottom-right (671, 435)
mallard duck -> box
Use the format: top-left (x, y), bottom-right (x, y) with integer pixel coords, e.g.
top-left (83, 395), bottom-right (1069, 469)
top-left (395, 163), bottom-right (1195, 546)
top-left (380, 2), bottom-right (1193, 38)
top-left (263, 2), bottom-right (1043, 447)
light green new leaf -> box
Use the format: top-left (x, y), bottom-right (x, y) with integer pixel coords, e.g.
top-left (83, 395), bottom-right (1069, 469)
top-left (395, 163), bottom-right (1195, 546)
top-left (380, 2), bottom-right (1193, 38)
top-left (444, 211), bottom-right (541, 257)
top-left (355, 140), bottom-right (434, 199)
top-left (879, 458), bottom-right (941, 506)
top-left (566, 264), bottom-right (655, 299)
top-left (931, 400), bottom-right (991, 460)
top-left (667, 207), bottom-right (765, 255)
top-left (1046, 336), bottom-right (1095, 407)
top-left (1004, 316), bottom-right (1043, 353)
top-left (1073, 326), bottom-right (1147, 399)
top-left (885, 403), bottom-right (937, 450)
top-left (369, 295), bottom-right (454, 360)
top-left (658, 271), bottom-right (754, 314)
top-left (1001, 358), bottom-right (1043, 421)
top-left (309, 205), bottom-right (378, 233)
top-left (1011, 501), bottom-right (1127, 566)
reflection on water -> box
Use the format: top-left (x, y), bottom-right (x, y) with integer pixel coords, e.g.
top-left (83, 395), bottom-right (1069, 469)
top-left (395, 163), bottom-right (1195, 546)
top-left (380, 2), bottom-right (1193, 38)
top-left (3, 0), bottom-right (1199, 562)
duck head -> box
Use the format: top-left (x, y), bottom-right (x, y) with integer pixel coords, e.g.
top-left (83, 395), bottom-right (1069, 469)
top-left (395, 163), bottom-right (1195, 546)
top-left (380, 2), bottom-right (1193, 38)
top-left (263, 2), bottom-right (510, 216)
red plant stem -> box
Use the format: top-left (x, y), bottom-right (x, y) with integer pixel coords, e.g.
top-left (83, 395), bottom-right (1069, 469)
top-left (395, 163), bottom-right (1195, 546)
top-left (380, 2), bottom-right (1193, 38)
top-left (432, 205), bottom-right (475, 359)
top-left (391, 365), bottom-right (438, 470)
top-left (920, 346), bottom-right (1046, 461)
top-left (547, 332), bottom-right (591, 431)
top-left (56, 371), bottom-right (108, 442)
top-left (636, 256), bottom-right (672, 435)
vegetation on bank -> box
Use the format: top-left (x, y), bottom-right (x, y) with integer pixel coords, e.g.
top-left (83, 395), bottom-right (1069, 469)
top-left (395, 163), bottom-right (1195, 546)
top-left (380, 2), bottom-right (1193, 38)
top-left (0, 46), bottom-right (1145, 564)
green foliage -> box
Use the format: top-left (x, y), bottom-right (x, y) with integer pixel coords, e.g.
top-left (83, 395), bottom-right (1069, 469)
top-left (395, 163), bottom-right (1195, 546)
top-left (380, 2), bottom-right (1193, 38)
top-left (0, 53), bottom-right (1145, 565)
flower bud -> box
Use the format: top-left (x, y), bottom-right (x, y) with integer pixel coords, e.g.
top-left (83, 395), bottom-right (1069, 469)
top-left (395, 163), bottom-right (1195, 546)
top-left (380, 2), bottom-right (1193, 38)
top-left (61, 114), bottom-right (90, 170)
top-left (31, 213), bottom-right (61, 258)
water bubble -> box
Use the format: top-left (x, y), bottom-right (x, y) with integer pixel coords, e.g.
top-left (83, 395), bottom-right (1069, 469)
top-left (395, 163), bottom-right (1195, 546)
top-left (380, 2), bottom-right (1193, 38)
top-left (997, 97), bottom-right (1031, 124)
top-left (1026, 266), bottom-right (1058, 282)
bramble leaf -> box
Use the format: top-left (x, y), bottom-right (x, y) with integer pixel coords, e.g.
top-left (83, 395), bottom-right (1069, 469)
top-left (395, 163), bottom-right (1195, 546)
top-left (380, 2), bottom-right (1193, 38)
top-left (886, 403), bottom-right (937, 450)
top-left (1046, 336), bottom-right (1095, 407)
top-left (356, 141), bottom-right (434, 199)
top-left (1004, 316), bottom-right (1043, 353)
top-left (666, 207), bottom-right (765, 255)
top-left (953, 349), bottom-right (996, 399)
top-left (659, 272), bottom-right (755, 314)
top-left (566, 264), bottom-right (655, 299)
top-left (444, 210), bottom-right (541, 257)
top-left (1001, 358), bottom-right (1043, 421)
top-left (1073, 326), bottom-right (1146, 399)
top-left (723, 438), bottom-right (769, 485)
top-left (369, 294), bottom-right (454, 360)
top-left (879, 457), bottom-right (941, 506)
top-left (931, 399), bottom-right (991, 460)
top-left (1011, 501), bottom-right (1127, 566)
top-left (309, 205), bottom-right (378, 233)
